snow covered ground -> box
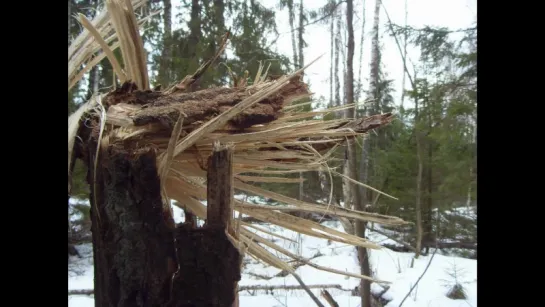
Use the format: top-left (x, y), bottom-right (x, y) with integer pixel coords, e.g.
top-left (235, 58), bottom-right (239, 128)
top-left (69, 203), bottom-right (477, 307)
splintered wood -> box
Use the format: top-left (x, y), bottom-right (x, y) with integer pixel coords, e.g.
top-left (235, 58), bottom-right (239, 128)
top-left (169, 143), bottom-right (241, 307)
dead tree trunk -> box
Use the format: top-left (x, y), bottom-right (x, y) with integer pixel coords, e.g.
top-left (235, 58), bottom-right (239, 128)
top-left (167, 143), bottom-right (241, 307)
top-left (83, 126), bottom-right (241, 306)
top-left (85, 137), bottom-right (178, 307)
top-left (157, 0), bottom-right (172, 87)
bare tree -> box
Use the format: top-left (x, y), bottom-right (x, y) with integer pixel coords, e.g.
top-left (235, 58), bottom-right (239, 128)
top-left (329, 11), bottom-right (334, 107)
top-left (400, 0), bottom-right (408, 114)
top-left (334, 10), bottom-right (341, 108)
top-left (298, 0), bottom-right (305, 70)
top-left (297, 0), bottom-right (305, 204)
top-left (414, 71), bottom-right (424, 259)
top-left (343, 1), bottom-right (371, 307)
top-left (356, 0), bottom-right (366, 102)
top-left (287, 0), bottom-right (299, 68)
top-left (158, 0), bottom-right (172, 87)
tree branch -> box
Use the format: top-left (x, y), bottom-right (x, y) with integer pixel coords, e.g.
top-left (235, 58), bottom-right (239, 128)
top-left (399, 248), bottom-right (437, 307)
top-left (278, 1), bottom-right (347, 36)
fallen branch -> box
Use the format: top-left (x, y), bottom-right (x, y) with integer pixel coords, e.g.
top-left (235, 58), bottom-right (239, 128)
top-left (69, 284), bottom-right (355, 296)
top-left (399, 248), bottom-right (438, 307)
top-left (68, 289), bottom-right (94, 296)
top-left (321, 289), bottom-right (340, 307)
top-left (246, 253), bottom-right (322, 280)
top-left (166, 31), bottom-right (231, 93)
top-left (292, 273), bottom-right (326, 307)
top-left (381, 243), bottom-right (413, 253)
top-left (434, 241), bottom-right (477, 250)
top-left (238, 284), bottom-right (349, 292)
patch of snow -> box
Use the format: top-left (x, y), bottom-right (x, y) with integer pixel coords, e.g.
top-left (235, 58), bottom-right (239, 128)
top-left (69, 221), bottom-right (476, 307)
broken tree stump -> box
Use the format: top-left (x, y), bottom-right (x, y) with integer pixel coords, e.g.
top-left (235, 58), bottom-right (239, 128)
top-left (85, 137), bottom-right (178, 307)
top-left (167, 142), bottom-right (242, 307)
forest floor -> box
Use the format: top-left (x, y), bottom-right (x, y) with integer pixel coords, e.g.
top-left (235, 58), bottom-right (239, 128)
top-left (68, 199), bottom-right (477, 307)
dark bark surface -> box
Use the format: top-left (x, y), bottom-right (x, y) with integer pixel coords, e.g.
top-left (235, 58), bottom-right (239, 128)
top-left (81, 127), bottom-right (242, 307)
top-left (167, 225), bottom-right (241, 307)
top-left (104, 78), bottom-right (309, 131)
top-left (167, 144), bottom-right (241, 307)
top-left (86, 136), bottom-right (178, 307)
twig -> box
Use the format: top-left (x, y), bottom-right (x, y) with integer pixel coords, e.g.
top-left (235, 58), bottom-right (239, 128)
top-left (238, 284), bottom-right (348, 291)
top-left (398, 248), bottom-right (438, 307)
top-left (278, 1), bottom-right (347, 36)
top-left (379, 0), bottom-right (415, 89)
top-left (321, 289), bottom-right (340, 307)
top-left (166, 30), bottom-right (231, 93)
top-left (68, 284), bottom-right (353, 296)
top-left (292, 273), bottom-right (326, 307)
top-left (68, 289), bottom-right (94, 295)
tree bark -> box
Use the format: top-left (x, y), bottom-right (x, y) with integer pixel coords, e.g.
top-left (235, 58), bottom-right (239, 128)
top-left (180, 0), bottom-right (201, 79)
top-left (356, 1), bottom-right (380, 307)
top-left (158, 0), bottom-right (172, 87)
top-left (329, 12), bottom-right (334, 107)
top-left (334, 11), bottom-right (341, 108)
top-left (344, 1), bottom-right (371, 307)
top-left (356, 0), bottom-right (366, 103)
top-left (400, 0), bottom-right (408, 114)
top-left (298, 0), bottom-right (305, 70)
top-left (414, 97), bottom-right (423, 259)
top-left (85, 138), bottom-right (178, 307)
top-left (297, 0), bottom-right (305, 202)
top-left (167, 143), bottom-right (241, 307)
top-left (425, 95), bottom-right (434, 255)
top-left (288, 0), bottom-right (298, 68)
top-left (82, 130), bottom-right (241, 307)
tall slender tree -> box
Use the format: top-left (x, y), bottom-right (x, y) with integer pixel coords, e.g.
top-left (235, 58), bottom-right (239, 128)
top-left (157, 0), bottom-right (172, 87)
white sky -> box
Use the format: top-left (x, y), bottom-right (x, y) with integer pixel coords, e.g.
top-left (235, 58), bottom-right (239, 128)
top-left (169, 0), bottom-right (477, 110)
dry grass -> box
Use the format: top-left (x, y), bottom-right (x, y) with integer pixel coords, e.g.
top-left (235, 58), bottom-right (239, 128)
top-left (67, 0), bottom-right (408, 287)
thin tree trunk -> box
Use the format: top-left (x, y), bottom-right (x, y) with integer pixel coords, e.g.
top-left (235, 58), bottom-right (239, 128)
top-left (288, 0), bottom-right (298, 68)
top-left (369, 0), bottom-right (380, 109)
top-left (467, 121), bottom-right (476, 209)
top-left (297, 0), bottom-right (306, 202)
top-left (400, 0), bottom-right (408, 114)
top-left (185, 0), bottom-right (201, 76)
top-left (158, 0), bottom-right (172, 87)
top-left (425, 94), bottom-right (433, 255)
top-left (345, 1), bottom-right (371, 307)
top-left (414, 96), bottom-right (423, 260)
top-left (359, 0), bottom-right (380, 204)
top-left (287, 0), bottom-right (305, 201)
top-left (298, 0), bottom-right (305, 70)
top-left (356, 0), bottom-right (366, 103)
top-left (213, 0), bottom-right (226, 35)
top-left (324, 10), bottom-right (335, 220)
top-left (329, 13), bottom-right (334, 107)
top-left (466, 166), bottom-right (473, 208)
top-left (356, 1), bottom-right (380, 306)
top-left (334, 11), bottom-right (341, 108)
